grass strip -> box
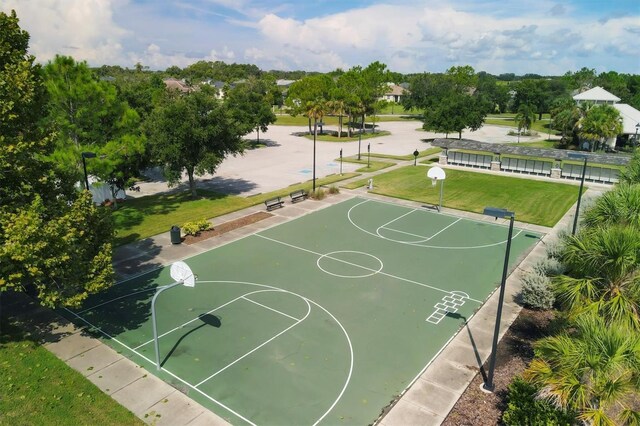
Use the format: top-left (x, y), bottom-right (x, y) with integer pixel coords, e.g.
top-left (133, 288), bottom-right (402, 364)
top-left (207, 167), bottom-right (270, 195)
top-left (339, 157), bottom-right (395, 173)
top-left (0, 322), bottom-right (142, 425)
top-left (303, 131), bottom-right (391, 142)
top-left (368, 147), bottom-right (442, 161)
top-left (363, 165), bottom-right (582, 227)
top-left (113, 173), bottom-right (358, 245)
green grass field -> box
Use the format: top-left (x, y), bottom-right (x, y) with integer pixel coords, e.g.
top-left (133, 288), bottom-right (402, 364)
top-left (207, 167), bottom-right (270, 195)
top-left (113, 174), bottom-right (358, 245)
top-left (0, 322), bottom-right (142, 425)
top-left (343, 166), bottom-right (581, 226)
top-left (303, 130), bottom-right (391, 142)
top-left (65, 197), bottom-right (542, 425)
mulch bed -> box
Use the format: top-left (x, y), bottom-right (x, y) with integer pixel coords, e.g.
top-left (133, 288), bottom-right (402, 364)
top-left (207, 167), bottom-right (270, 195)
top-left (183, 211), bottom-right (273, 245)
top-left (442, 308), bottom-right (555, 426)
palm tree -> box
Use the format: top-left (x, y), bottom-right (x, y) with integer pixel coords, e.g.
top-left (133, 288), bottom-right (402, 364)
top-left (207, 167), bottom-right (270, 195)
top-left (515, 103), bottom-right (537, 135)
top-left (305, 99), bottom-right (326, 191)
top-left (620, 151), bottom-right (640, 185)
top-left (579, 104), bottom-right (623, 152)
top-left (524, 314), bottom-right (640, 425)
top-left (582, 184), bottom-right (640, 229)
top-left (553, 225), bottom-right (640, 329)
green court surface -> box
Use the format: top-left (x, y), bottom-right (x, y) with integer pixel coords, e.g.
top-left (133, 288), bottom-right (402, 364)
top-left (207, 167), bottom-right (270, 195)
top-left (63, 197), bottom-right (542, 425)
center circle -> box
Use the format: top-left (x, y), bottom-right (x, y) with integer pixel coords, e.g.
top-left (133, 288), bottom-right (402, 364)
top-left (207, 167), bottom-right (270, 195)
top-left (316, 251), bottom-right (384, 278)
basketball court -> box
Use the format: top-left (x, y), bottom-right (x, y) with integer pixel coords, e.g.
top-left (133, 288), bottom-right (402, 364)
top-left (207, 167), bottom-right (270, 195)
top-left (62, 197), bottom-right (542, 425)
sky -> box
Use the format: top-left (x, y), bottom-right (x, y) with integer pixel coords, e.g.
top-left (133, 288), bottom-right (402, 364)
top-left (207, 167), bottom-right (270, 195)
top-left (3, 0), bottom-right (640, 75)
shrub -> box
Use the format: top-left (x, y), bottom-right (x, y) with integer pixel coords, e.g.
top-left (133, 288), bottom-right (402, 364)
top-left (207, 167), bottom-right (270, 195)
top-left (310, 188), bottom-right (326, 200)
top-left (502, 377), bottom-right (575, 426)
top-left (328, 185), bottom-right (340, 194)
top-left (519, 272), bottom-right (555, 310)
top-left (182, 219), bottom-right (211, 236)
top-left (544, 240), bottom-right (563, 260)
top-left (532, 257), bottom-right (566, 277)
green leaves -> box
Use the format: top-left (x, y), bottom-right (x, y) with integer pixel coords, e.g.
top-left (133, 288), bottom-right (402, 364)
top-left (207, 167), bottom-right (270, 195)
top-left (0, 192), bottom-right (114, 308)
top-left (524, 315), bottom-right (640, 426)
top-left (147, 88), bottom-right (246, 198)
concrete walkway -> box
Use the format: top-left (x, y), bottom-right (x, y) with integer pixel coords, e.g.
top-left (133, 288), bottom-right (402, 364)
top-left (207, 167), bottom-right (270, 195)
top-left (6, 148), bottom-right (610, 425)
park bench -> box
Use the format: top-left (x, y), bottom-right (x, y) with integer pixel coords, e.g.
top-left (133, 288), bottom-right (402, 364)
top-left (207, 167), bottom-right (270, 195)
top-left (289, 189), bottom-right (308, 203)
top-left (265, 196), bottom-right (284, 211)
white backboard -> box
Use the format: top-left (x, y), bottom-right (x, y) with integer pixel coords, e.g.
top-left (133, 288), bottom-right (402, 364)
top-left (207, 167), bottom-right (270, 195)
top-left (170, 261), bottom-right (195, 287)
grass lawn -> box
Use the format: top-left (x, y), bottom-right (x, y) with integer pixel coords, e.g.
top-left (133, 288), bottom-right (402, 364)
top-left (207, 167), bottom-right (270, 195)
top-left (344, 165), bottom-right (581, 226)
top-left (484, 117), bottom-right (555, 135)
top-left (504, 140), bottom-right (560, 149)
top-left (274, 115), bottom-right (419, 126)
top-left (339, 157), bottom-right (396, 172)
top-left (113, 174), bottom-right (358, 245)
top-left (303, 130), bottom-right (390, 142)
top-left (0, 323), bottom-right (142, 425)
top-left (368, 147), bottom-right (442, 161)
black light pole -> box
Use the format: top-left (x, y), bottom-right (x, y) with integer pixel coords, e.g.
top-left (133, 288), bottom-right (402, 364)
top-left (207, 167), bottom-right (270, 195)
top-left (367, 143), bottom-right (371, 168)
top-left (313, 119), bottom-right (317, 192)
top-left (567, 152), bottom-right (588, 235)
top-left (634, 123), bottom-right (639, 148)
top-left (339, 149), bottom-right (343, 175)
top-left (413, 149), bottom-right (419, 166)
top-left (357, 115), bottom-right (364, 160)
top-left (482, 207), bottom-right (515, 392)
top-left (81, 152), bottom-right (97, 191)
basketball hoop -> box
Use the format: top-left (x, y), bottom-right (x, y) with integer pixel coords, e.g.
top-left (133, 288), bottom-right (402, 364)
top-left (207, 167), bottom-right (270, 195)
top-left (427, 166), bottom-right (447, 211)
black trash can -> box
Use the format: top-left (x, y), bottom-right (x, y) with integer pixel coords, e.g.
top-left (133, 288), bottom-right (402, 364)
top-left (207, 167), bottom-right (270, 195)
top-left (170, 225), bottom-right (181, 244)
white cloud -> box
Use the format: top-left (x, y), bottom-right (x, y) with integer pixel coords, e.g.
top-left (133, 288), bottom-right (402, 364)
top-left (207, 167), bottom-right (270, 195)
top-left (3, 0), bottom-right (128, 64)
top-left (2, 0), bottom-right (638, 74)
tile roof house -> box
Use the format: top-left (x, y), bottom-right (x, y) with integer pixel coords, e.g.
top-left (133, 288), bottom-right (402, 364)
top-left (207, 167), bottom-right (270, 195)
top-left (163, 78), bottom-right (193, 93)
top-left (573, 86), bottom-right (640, 147)
top-left (381, 83), bottom-right (408, 103)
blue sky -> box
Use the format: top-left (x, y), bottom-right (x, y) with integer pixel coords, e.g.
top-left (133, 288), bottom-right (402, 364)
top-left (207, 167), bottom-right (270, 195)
top-left (3, 0), bottom-right (639, 75)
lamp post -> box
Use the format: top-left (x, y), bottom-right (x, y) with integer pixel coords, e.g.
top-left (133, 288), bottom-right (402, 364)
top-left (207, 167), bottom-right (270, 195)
top-left (357, 116), bottom-right (364, 160)
top-left (481, 207), bottom-right (515, 392)
top-left (339, 148), bottom-right (343, 175)
top-left (634, 123), bottom-right (639, 148)
top-left (567, 152), bottom-right (588, 235)
top-left (313, 119), bottom-right (317, 192)
top-left (367, 143), bottom-right (371, 168)
top-left (81, 152), bottom-right (97, 191)
top-left (152, 261), bottom-right (196, 370)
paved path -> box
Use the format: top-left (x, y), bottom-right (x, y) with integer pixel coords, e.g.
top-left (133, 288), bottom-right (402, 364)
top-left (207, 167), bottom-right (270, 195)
top-left (128, 121), bottom-right (543, 199)
top-left (5, 125), bottom-right (610, 425)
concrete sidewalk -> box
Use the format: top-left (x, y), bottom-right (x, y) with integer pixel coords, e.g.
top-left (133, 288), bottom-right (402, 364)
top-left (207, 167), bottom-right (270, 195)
top-left (7, 155), bottom-right (608, 425)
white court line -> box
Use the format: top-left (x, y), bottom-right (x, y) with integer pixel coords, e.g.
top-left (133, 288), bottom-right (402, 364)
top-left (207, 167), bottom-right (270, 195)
top-left (424, 217), bottom-right (462, 240)
top-left (242, 295), bottom-right (301, 321)
top-left (77, 288), bottom-right (155, 314)
top-left (380, 227), bottom-right (431, 239)
top-left (255, 234), bottom-right (483, 304)
top-left (348, 199), bottom-right (526, 250)
top-left (66, 280), bottom-right (356, 426)
top-left (133, 289), bottom-right (286, 350)
top-left (194, 297), bottom-right (312, 388)
top-left (62, 307), bottom-right (257, 426)
top-left (375, 209), bottom-right (416, 235)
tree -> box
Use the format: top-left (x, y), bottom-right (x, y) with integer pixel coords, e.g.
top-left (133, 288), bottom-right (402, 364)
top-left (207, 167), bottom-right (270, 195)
top-left (423, 95), bottom-right (486, 139)
top-left (524, 314), bottom-right (640, 425)
top-left (550, 96), bottom-right (580, 142)
top-left (285, 74), bottom-right (334, 134)
top-left (146, 86), bottom-right (246, 198)
top-left (0, 10), bottom-right (114, 308)
top-left (553, 225), bottom-right (640, 329)
top-left (42, 55), bottom-right (146, 197)
top-left (579, 104), bottom-right (622, 151)
top-left (225, 77), bottom-right (277, 144)
top-left (619, 151), bottom-right (640, 185)
top-left (514, 103), bottom-right (537, 133)
top-left (582, 184), bottom-right (640, 230)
